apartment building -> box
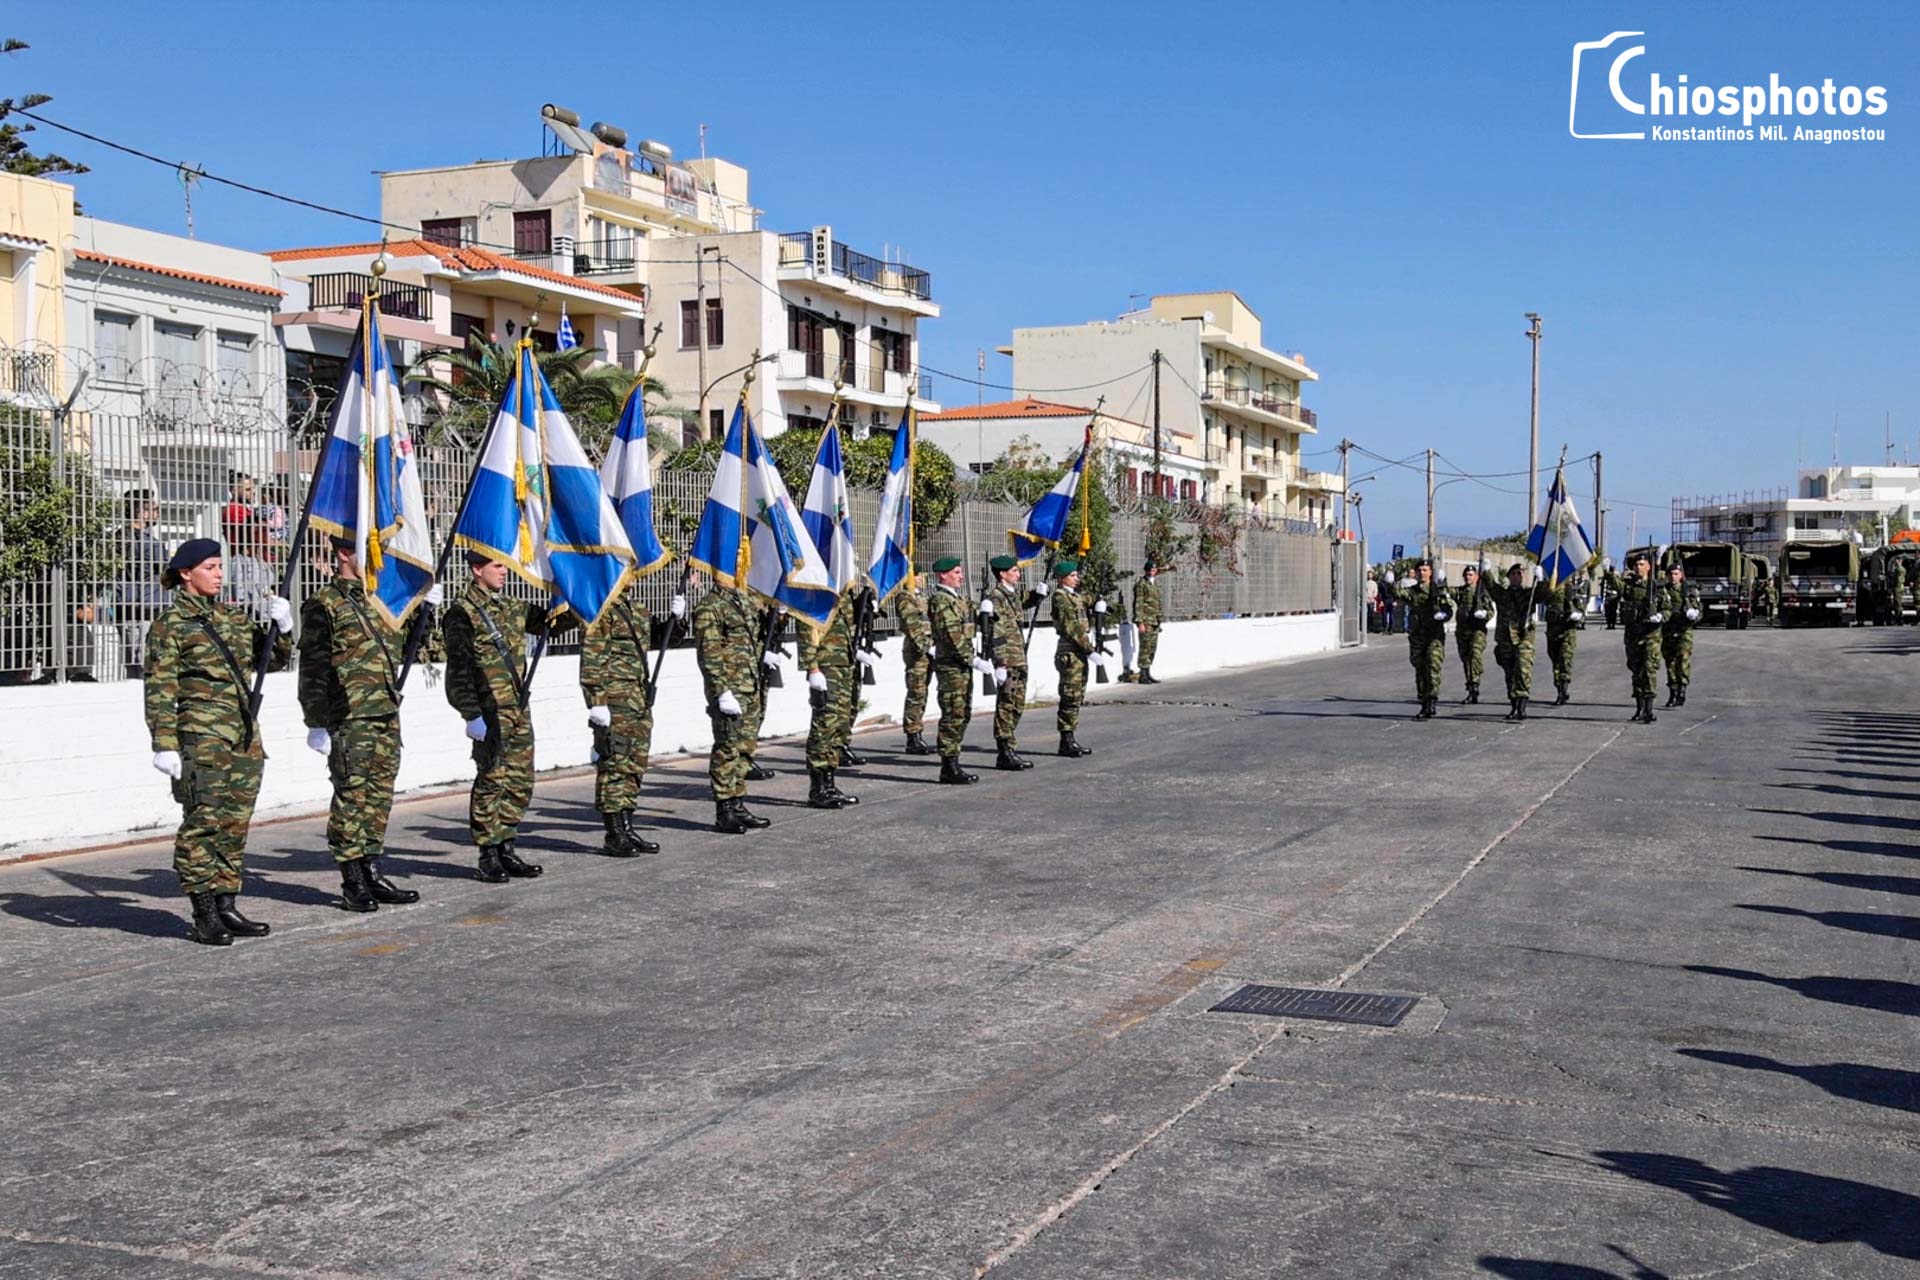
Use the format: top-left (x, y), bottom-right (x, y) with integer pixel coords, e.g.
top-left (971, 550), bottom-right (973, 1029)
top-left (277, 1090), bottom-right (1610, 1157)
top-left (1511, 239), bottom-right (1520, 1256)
top-left (1673, 465), bottom-right (1920, 561)
top-left (0, 172), bottom-right (72, 406)
top-left (919, 397), bottom-right (1207, 497)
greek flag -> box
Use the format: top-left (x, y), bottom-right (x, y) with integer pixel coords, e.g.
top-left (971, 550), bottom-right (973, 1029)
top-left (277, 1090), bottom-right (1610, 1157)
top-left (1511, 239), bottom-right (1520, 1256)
top-left (1525, 465), bottom-right (1598, 587)
top-left (305, 305), bottom-right (435, 628)
top-left (598, 382), bottom-right (672, 578)
top-left (556, 305), bottom-right (578, 352)
top-left (1010, 424), bottom-right (1092, 563)
top-left (686, 402), bottom-right (834, 627)
top-left (866, 408), bottom-right (914, 606)
top-left (452, 341), bottom-right (636, 627)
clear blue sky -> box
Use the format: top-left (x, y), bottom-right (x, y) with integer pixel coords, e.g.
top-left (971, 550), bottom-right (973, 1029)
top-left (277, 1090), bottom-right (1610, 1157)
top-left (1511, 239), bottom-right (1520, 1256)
top-left (13, 1), bottom-right (1917, 553)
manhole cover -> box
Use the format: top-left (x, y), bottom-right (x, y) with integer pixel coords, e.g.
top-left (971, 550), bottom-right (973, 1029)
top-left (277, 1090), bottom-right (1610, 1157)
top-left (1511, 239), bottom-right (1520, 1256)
top-left (1209, 984), bottom-right (1416, 1027)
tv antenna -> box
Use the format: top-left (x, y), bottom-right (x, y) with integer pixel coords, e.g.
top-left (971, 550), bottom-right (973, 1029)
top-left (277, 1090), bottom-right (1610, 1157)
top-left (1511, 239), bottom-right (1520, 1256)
top-left (178, 163), bottom-right (205, 238)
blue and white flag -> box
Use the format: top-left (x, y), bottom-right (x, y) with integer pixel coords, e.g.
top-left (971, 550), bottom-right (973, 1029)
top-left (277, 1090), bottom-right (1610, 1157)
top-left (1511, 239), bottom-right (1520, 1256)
top-left (452, 341), bottom-right (635, 627)
top-left (598, 382), bottom-right (672, 579)
top-left (1010, 425), bottom-right (1092, 564)
top-left (1525, 465), bottom-right (1598, 587)
top-left (556, 305), bottom-right (578, 352)
top-left (866, 408), bottom-right (914, 606)
top-left (801, 422), bottom-right (857, 593)
top-left (687, 402), bottom-right (835, 628)
top-left (306, 305), bottom-right (435, 628)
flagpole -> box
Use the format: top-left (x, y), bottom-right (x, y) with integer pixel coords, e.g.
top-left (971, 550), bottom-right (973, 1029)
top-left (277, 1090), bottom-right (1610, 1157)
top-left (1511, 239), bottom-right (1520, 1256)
top-left (521, 334), bottom-right (560, 691)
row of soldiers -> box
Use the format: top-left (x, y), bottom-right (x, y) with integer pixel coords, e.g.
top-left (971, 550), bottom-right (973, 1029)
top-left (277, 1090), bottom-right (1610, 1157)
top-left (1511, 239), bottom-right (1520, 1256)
top-left (143, 534), bottom-right (1167, 945)
top-left (1399, 551), bottom-right (1702, 723)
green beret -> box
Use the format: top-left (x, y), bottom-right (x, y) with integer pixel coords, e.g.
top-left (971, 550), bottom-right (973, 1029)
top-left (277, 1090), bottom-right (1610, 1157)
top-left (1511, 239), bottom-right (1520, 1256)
top-left (932, 555), bottom-right (962, 573)
top-left (1506, 563), bottom-right (1526, 575)
top-left (989, 554), bottom-right (1017, 572)
top-left (1053, 559), bottom-right (1080, 578)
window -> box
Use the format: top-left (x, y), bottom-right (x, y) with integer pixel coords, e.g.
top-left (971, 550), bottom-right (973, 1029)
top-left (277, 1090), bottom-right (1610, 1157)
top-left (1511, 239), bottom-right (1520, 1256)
top-left (1126, 467), bottom-right (1139, 494)
top-left (450, 313), bottom-right (487, 350)
top-left (513, 210), bottom-right (552, 256)
top-left (422, 217), bottom-right (470, 248)
top-left (875, 328), bottom-right (909, 374)
top-left (216, 332), bottom-right (253, 387)
top-left (286, 349), bottom-right (348, 426)
top-left (708, 407), bottom-right (725, 439)
top-left (154, 322), bottom-right (200, 392)
top-left (681, 298), bottom-right (722, 348)
top-left (93, 311), bottom-right (138, 382)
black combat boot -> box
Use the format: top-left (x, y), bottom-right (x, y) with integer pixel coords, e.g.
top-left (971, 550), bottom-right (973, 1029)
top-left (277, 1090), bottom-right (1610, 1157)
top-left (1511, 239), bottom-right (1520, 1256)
top-left (187, 891), bottom-right (233, 946)
top-left (1058, 733), bottom-right (1092, 758)
top-left (213, 892), bottom-right (270, 938)
top-left (808, 767), bottom-right (848, 810)
top-left (996, 739), bottom-right (1025, 771)
top-left (734, 799), bottom-right (771, 829)
top-left (715, 801), bottom-right (749, 834)
top-left (1414, 698), bottom-right (1432, 720)
top-left (475, 844), bottom-right (510, 883)
top-left (745, 761), bottom-right (776, 782)
top-left (339, 858), bottom-right (379, 912)
top-left (1504, 698), bottom-right (1519, 722)
top-left (1676, 685), bottom-right (1688, 707)
top-left (1663, 689), bottom-right (1678, 708)
top-left (824, 768), bottom-right (859, 806)
top-left (940, 756), bottom-right (979, 784)
top-left (1553, 682), bottom-right (1569, 707)
top-left (622, 814), bottom-right (660, 854)
top-left (601, 810), bottom-right (642, 856)
top-left (1140, 668), bottom-right (1159, 685)
top-left (838, 744), bottom-right (867, 769)
top-left (1514, 697), bottom-right (1529, 721)
top-left (365, 855), bottom-right (420, 903)
top-left (496, 841), bottom-right (544, 879)
top-left (903, 731), bottom-right (931, 755)
top-left (1465, 682), bottom-right (1479, 705)
top-left (1117, 668), bottom-right (1137, 684)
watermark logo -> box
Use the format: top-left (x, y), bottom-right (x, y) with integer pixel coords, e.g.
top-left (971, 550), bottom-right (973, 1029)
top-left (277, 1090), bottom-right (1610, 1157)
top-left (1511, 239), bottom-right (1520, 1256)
top-left (1569, 31), bottom-right (1888, 144)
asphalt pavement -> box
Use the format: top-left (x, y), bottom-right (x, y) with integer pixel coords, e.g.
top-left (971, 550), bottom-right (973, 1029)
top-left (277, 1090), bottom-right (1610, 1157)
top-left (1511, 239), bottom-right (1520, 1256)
top-left (2, 623), bottom-right (1916, 1278)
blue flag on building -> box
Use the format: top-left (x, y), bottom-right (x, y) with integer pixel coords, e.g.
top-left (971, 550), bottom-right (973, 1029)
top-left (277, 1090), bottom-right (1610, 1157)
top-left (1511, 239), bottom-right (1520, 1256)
top-left (451, 341), bottom-right (636, 627)
top-left (305, 304), bottom-right (436, 628)
top-left (556, 304), bottom-right (578, 351)
top-left (1010, 424), bottom-right (1092, 564)
top-left (598, 382), bottom-right (672, 579)
top-left (866, 407), bottom-right (914, 605)
top-left (1525, 464), bottom-right (1598, 587)
top-left (686, 401), bottom-right (835, 628)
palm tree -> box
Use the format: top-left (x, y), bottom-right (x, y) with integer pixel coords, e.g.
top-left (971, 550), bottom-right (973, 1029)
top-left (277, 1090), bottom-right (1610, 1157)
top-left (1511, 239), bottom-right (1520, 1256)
top-left (408, 334), bottom-right (669, 451)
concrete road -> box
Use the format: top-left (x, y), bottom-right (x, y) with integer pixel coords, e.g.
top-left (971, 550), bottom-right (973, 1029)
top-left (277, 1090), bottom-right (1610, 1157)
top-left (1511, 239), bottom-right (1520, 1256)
top-left (2, 625), bottom-right (1916, 1279)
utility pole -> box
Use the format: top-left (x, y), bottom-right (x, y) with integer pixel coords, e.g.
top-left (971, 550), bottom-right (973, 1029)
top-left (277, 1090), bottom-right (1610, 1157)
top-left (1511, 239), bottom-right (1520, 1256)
top-left (976, 348), bottom-right (985, 407)
top-left (1628, 508), bottom-right (1638, 551)
top-left (1151, 349), bottom-right (1163, 498)
top-left (694, 245), bottom-right (718, 441)
top-left (1425, 448), bottom-right (1436, 563)
top-left (1339, 439), bottom-right (1352, 540)
top-left (1525, 312), bottom-right (1542, 526)
top-left (1593, 451), bottom-right (1606, 563)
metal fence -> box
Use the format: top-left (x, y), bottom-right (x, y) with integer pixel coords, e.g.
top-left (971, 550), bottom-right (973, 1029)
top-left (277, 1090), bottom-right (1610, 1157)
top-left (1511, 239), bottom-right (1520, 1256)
top-left (1, 408), bottom-right (1337, 685)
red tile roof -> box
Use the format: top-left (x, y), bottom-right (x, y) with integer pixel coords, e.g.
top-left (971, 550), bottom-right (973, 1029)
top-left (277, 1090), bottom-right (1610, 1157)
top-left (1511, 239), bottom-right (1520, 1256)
top-left (268, 238), bottom-right (644, 306)
top-left (0, 232), bottom-right (49, 248)
top-left (922, 397), bottom-right (1095, 422)
top-left (71, 249), bottom-right (283, 299)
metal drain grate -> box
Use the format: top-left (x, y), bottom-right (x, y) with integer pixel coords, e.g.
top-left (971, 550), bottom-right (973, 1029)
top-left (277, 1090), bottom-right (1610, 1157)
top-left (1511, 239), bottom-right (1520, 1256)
top-left (1209, 984), bottom-right (1417, 1027)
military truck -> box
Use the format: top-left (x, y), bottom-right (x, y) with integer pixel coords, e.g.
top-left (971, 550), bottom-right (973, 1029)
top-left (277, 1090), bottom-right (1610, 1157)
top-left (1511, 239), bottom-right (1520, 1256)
top-left (1862, 544), bottom-right (1920, 625)
top-left (1777, 540), bottom-right (1861, 627)
top-left (1661, 542), bottom-right (1751, 629)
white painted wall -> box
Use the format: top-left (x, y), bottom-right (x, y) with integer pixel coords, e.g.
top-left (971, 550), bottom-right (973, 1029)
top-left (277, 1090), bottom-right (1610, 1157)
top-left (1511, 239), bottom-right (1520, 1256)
top-left (0, 613), bottom-right (1339, 858)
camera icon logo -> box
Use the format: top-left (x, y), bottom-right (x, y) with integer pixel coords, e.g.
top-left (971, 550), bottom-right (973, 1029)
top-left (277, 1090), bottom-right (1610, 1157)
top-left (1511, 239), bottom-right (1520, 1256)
top-left (1569, 31), bottom-right (1647, 139)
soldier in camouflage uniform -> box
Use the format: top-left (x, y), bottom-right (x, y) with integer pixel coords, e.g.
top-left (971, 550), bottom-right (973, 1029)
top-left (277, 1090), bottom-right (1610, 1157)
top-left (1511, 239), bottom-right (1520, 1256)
top-left (1660, 563), bottom-right (1704, 708)
top-left (742, 607), bottom-right (784, 781)
top-left (1488, 562), bottom-right (1541, 721)
top-left (581, 576), bottom-right (679, 856)
top-left (1543, 572), bottom-right (1589, 706)
top-left (1127, 560), bottom-right (1166, 684)
top-left (443, 551), bottom-right (565, 882)
top-left (1401, 560), bottom-right (1451, 719)
top-left (1888, 558), bottom-right (1905, 625)
top-left (981, 553), bottom-right (1033, 771)
top-left (1620, 552), bottom-right (1665, 723)
top-left (896, 578), bottom-right (935, 754)
top-left (694, 582), bottom-right (773, 832)
top-left (928, 556), bottom-right (985, 783)
top-left (143, 538), bottom-right (293, 946)
top-left (1602, 564), bottom-right (1621, 629)
top-left (798, 597), bottom-right (860, 809)
top-left (1051, 560), bottom-right (1097, 757)
top-left (297, 537), bottom-right (429, 912)
top-left (1453, 565), bottom-right (1493, 704)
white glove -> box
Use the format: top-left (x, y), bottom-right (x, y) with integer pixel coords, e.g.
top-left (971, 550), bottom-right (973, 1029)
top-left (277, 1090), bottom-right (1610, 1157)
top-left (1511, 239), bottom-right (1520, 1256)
top-left (266, 595), bottom-right (294, 633)
top-left (1647, 613), bottom-right (1665, 625)
top-left (1035, 582), bottom-right (1051, 597)
top-left (1092, 654), bottom-right (1109, 671)
top-left (1433, 610), bottom-right (1448, 621)
top-left (425, 583), bottom-right (444, 607)
top-left (971, 657), bottom-right (995, 676)
top-left (1094, 599), bottom-right (1108, 615)
top-left (807, 670), bottom-right (828, 693)
top-left (152, 750), bottom-right (182, 780)
top-left (978, 597), bottom-right (996, 616)
top-left (587, 705), bottom-right (611, 727)
top-left (670, 594), bottom-right (687, 619)
top-left (761, 651), bottom-right (781, 669)
top-left (464, 715), bottom-right (490, 741)
top-left (1685, 608), bottom-right (1701, 621)
top-left (1473, 609), bottom-right (1489, 620)
top-left (717, 689), bottom-right (743, 717)
top-left (306, 727), bottom-right (331, 755)
top-left (995, 665), bottom-right (1009, 683)
top-left (854, 650), bottom-right (875, 670)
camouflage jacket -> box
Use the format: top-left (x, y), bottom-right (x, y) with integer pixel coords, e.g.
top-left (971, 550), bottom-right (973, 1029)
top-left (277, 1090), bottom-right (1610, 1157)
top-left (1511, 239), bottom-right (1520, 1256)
top-left (796, 600), bottom-right (855, 672)
top-left (1133, 577), bottom-right (1164, 629)
top-left (443, 582), bottom-right (552, 722)
top-left (1487, 581), bottom-right (1541, 643)
top-left (580, 589), bottom-right (653, 710)
top-left (928, 585), bottom-right (975, 668)
top-left (1618, 575), bottom-right (1664, 636)
top-left (1660, 580), bottom-right (1704, 634)
top-left (1543, 577), bottom-right (1590, 631)
top-left (1051, 587), bottom-right (1093, 656)
top-left (984, 579), bottom-right (1028, 667)
top-left (895, 586), bottom-right (933, 652)
top-left (1453, 580), bottom-right (1494, 633)
top-left (144, 589), bottom-right (290, 752)
top-left (1402, 581), bottom-right (1452, 641)
top-left (297, 576), bottom-right (401, 728)
top-left (693, 586), bottom-right (761, 703)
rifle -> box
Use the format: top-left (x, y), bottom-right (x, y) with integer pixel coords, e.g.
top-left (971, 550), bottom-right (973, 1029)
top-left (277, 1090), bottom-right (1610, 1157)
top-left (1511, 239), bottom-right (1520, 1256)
top-left (1023, 552), bottom-right (1056, 649)
top-left (645, 562), bottom-right (693, 707)
top-left (758, 606), bottom-right (787, 692)
top-left (1091, 590), bottom-right (1112, 685)
top-left (853, 586), bottom-right (881, 687)
top-left (977, 563), bottom-right (998, 696)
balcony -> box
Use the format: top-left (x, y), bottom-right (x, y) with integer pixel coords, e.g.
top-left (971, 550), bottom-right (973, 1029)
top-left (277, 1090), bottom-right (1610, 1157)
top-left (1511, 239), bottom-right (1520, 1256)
top-left (1203, 378), bottom-right (1317, 428)
top-left (778, 231), bottom-right (932, 301)
top-left (308, 272), bottom-right (431, 322)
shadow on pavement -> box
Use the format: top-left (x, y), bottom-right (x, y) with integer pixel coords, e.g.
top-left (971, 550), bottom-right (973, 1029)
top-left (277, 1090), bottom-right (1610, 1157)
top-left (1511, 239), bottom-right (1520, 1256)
top-left (1775, 765), bottom-right (1913, 784)
top-left (1734, 902), bottom-right (1920, 941)
top-left (1480, 1248), bottom-right (1668, 1280)
top-left (1766, 780), bottom-right (1920, 804)
top-left (1676, 1048), bottom-right (1920, 1115)
top-left (0, 868), bottom-right (185, 939)
top-left (1736, 865), bottom-right (1920, 896)
top-left (1685, 964), bottom-right (1920, 1017)
top-left (1749, 807), bottom-right (1920, 834)
top-left (1752, 833), bottom-right (1920, 862)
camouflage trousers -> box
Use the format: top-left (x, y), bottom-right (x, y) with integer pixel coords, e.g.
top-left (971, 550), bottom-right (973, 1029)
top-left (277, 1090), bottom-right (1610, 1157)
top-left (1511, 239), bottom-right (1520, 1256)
top-left (995, 664), bottom-right (1028, 746)
top-left (1056, 650), bottom-right (1088, 733)
top-left (1455, 628), bottom-right (1487, 687)
top-left (707, 686), bottom-right (765, 801)
top-left (1625, 630), bottom-right (1663, 698)
top-left (1137, 626), bottom-right (1160, 674)
top-left (934, 661), bottom-right (972, 757)
top-left (1495, 632), bottom-right (1536, 699)
top-left (1661, 630), bottom-right (1694, 692)
top-left (1409, 633), bottom-right (1445, 699)
top-left (172, 732), bottom-right (265, 896)
top-left (594, 699), bottom-right (653, 814)
top-left (327, 715), bottom-right (401, 863)
top-left (1547, 626), bottom-right (1578, 687)
top-left (901, 640), bottom-right (934, 734)
top-left (806, 662), bottom-right (855, 769)
top-left (469, 706), bottom-right (534, 847)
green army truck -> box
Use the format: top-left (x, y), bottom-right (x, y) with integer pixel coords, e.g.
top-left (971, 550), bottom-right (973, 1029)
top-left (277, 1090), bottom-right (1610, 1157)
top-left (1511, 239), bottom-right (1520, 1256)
top-left (1778, 540), bottom-right (1861, 627)
top-left (1862, 545), bottom-right (1920, 625)
top-left (1661, 542), bottom-right (1751, 630)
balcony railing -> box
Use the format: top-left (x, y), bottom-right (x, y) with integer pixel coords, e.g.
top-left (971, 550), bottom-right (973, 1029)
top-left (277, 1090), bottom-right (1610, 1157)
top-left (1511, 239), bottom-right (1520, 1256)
top-left (0, 349), bottom-right (57, 399)
top-left (1204, 377), bottom-right (1316, 426)
top-left (778, 232), bottom-right (812, 267)
top-left (570, 238), bottom-right (638, 275)
top-left (778, 231), bottom-right (932, 300)
top-left (781, 348), bottom-right (856, 384)
top-left (308, 272), bottom-right (431, 322)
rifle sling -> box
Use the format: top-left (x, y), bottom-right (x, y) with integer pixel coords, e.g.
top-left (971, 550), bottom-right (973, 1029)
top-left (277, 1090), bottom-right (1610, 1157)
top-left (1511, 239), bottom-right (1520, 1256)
top-left (473, 601), bottom-right (529, 709)
top-left (192, 615), bottom-right (258, 752)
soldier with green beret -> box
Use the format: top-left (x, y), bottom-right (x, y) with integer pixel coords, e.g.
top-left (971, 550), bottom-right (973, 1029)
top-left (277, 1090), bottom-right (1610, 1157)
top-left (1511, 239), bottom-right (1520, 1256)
top-left (1660, 562), bottom-right (1703, 707)
top-left (144, 537), bottom-right (293, 945)
top-left (1402, 559), bottom-right (1451, 719)
top-left (1619, 551), bottom-right (1665, 723)
top-left (298, 536), bottom-right (432, 912)
top-left (1488, 562), bottom-right (1541, 721)
top-left (928, 556), bottom-right (987, 783)
top-left (981, 553), bottom-right (1033, 770)
top-left (1051, 559), bottom-right (1096, 756)
top-left (1542, 570), bottom-right (1589, 706)
top-left (693, 577), bottom-right (773, 832)
top-left (1128, 558), bottom-right (1166, 684)
top-left (797, 594), bottom-right (860, 809)
top-left (895, 574), bottom-right (934, 754)
top-left (1453, 565), bottom-right (1492, 704)
top-left (581, 575), bottom-right (677, 856)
